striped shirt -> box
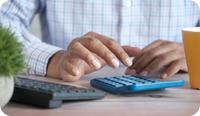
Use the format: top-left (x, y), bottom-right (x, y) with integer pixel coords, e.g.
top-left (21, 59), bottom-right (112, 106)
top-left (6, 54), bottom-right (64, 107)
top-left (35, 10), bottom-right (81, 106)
top-left (0, 0), bottom-right (199, 76)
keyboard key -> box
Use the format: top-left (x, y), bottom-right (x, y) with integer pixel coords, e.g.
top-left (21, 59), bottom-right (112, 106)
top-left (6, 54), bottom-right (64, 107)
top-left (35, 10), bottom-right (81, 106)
top-left (12, 77), bottom-right (106, 108)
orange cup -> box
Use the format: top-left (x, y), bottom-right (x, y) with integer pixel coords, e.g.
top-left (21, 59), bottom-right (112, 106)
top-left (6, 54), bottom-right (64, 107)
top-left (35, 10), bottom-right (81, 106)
top-left (182, 27), bottom-right (200, 89)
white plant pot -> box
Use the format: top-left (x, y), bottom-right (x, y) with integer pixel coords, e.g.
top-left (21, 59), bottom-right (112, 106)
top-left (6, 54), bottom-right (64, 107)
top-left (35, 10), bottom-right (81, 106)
top-left (0, 76), bottom-right (14, 108)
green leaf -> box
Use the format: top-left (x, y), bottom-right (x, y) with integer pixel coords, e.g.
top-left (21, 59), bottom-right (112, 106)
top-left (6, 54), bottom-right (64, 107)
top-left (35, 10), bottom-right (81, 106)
top-left (0, 26), bottom-right (26, 77)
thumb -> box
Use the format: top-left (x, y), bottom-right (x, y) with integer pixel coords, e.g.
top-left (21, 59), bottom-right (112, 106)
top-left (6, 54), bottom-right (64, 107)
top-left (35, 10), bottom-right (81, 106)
top-left (122, 45), bottom-right (141, 57)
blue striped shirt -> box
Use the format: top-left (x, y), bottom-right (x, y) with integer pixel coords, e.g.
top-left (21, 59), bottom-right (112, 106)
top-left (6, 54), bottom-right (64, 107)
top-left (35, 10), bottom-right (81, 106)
top-left (0, 0), bottom-right (199, 76)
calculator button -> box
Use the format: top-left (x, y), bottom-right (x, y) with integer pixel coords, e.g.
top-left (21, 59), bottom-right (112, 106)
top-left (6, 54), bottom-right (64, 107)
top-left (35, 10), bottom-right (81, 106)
top-left (105, 77), bottom-right (132, 86)
top-left (134, 76), bottom-right (157, 83)
top-left (124, 77), bottom-right (145, 83)
top-left (116, 77), bottom-right (137, 84)
top-left (97, 79), bottom-right (123, 87)
top-left (133, 77), bottom-right (151, 83)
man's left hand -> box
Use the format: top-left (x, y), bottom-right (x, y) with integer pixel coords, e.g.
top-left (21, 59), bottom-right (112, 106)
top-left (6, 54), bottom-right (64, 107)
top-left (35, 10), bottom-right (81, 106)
top-left (125, 39), bottom-right (188, 79)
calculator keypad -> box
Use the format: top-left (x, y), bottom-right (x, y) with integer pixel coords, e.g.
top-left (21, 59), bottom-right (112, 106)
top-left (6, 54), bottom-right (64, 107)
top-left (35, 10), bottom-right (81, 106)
top-left (90, 75), bottom-right (185, 94)
top-left (95, 75), bottom-right (155, 87)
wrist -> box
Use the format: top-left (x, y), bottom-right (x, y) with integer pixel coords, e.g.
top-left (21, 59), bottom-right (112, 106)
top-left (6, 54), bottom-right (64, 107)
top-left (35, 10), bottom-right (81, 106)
top-left (47, 50), bottom-right (65, 79)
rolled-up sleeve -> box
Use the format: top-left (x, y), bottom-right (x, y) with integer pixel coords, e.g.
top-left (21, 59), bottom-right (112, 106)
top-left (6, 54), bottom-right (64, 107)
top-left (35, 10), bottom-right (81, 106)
top-left (0, 0), bottom-right (62, 76)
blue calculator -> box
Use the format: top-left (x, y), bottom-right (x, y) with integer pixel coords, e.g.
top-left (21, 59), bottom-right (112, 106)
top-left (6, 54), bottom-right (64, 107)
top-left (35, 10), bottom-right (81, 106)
top-left (90, 75), bottom-right (185, 94)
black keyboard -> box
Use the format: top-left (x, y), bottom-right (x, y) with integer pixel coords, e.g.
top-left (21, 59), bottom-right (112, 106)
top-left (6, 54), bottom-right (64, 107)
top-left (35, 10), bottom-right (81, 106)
top-left (11, 77), bottom-right (105, 108)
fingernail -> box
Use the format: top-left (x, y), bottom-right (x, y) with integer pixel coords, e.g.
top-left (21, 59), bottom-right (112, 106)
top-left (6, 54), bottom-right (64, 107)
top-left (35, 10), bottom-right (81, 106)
top-left (92, 59), bottom-right (101, 69)
top-left (161, 73), bottom-right (167, 79)
top-left (72, 68), bottom-right (80, 76)
top-left (125, 68), bottom-right (136, 75)
top-left (111, 58), bottom-right (119, 68)
top-left (125, 58), bottom-right (132, 66)
top-left (140, 71), bottom-right (148, 76)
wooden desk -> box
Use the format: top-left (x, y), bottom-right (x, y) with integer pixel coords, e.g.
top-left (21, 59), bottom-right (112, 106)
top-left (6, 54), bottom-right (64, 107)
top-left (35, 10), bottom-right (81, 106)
top-left (3, 66), bottom-right (200, 116)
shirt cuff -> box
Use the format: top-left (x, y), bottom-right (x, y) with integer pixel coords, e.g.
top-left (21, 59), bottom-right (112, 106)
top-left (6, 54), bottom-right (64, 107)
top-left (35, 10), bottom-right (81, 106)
top-left (26, 42), bottom-right (63, 76)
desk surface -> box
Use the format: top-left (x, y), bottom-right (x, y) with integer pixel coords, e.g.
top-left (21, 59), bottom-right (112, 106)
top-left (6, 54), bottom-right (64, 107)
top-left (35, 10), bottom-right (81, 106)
top-left (3, 66), bottom-right (200, 116)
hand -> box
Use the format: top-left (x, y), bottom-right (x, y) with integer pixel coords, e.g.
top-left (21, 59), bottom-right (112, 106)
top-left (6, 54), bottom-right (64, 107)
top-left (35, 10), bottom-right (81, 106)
top-left (47, 32), bottom-right (140, 82)
top-left (125, 39), bottom-right (188, 79)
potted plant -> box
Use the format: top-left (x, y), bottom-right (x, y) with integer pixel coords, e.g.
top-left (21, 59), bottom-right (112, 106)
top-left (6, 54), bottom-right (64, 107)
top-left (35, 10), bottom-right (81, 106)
top-left (0, 26), bottom-right (25, 108)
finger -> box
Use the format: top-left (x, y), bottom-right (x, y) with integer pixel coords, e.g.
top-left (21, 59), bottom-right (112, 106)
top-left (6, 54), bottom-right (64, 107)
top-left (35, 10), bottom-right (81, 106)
top-left (129, 40), bottom-right (164, 69)
top-left (122, 45), bottom-right (141, 72)
top-left (60, 57), bottom-right (85, 82)
top-left (161, 59), bottom-right (184, 79)
top-left (81, 36), bottom-right (120, 68)
top-left (60, 69), bottom-right (81, 82)
top-left (142, 39), bottom-right (164, 53)
top-left (125, 68), bottom-right (137, 75)
top-left (69, 41), bottom-right (101, 69)
top-left (78, 55), bottom-right (106, 75)
top-left (95, 54), bottom-right (106, 65)
top-left (60, 54), bottom-right (82, 76)
top-left (140, 50), bottom-right (183, 76)
top-left (128, 56), bottom-right (140, 70)
top-left (92, 32), bottom-right (132, 66)
top-left (133, 42), bottom-right (179, 73)
top-left (130, 40), bottom-right (163, 65)
top-left (62, 60), bottom-right (81, 76)
top-left (122, 45), bottom-right (141, 57)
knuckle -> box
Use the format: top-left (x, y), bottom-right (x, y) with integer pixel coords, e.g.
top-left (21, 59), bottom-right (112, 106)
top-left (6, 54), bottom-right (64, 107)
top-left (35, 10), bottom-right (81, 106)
top-left (170, 42), bottom-right (179, 48)
top-left (156, 39), bottom-right (162, 42)
top-left (87, 37), bottom-right (98, 49)
top-left (87, 37), bottom-right (96, 43)
top-left (107, 39), bottom-right (118, 49)
top-left (86, 31), bottom-right (96, 37)
top-left (163, 41), bottom-right (171, 46)
top-left (71, 38), bottom-right (78, 44)
top-left (69, 40), bottom-right (77, 49)
top-left (158, 55), bottom-right (167, 62)
top-left (73, 41), bottom-right (81, 47)
top-left (70, 66), bottom-right (79, 73)
top-left (70, 41), bottom-right (80, 50)
top-left (85, 53), bottom-right (93, 61)
top-left (107, 39), bottom-right (117, 45)
top-left (71, 38), bottom-right (80, 45)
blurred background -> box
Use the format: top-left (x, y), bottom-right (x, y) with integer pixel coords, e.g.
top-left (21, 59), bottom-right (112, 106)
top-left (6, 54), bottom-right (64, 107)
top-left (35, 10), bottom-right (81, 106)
top-left (1, 0), bottom-right (42, 39)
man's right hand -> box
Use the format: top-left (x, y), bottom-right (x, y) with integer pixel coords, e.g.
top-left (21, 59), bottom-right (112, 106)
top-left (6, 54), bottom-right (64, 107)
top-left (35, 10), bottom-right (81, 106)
top-left (47, 32), bottom-right (141, 82)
